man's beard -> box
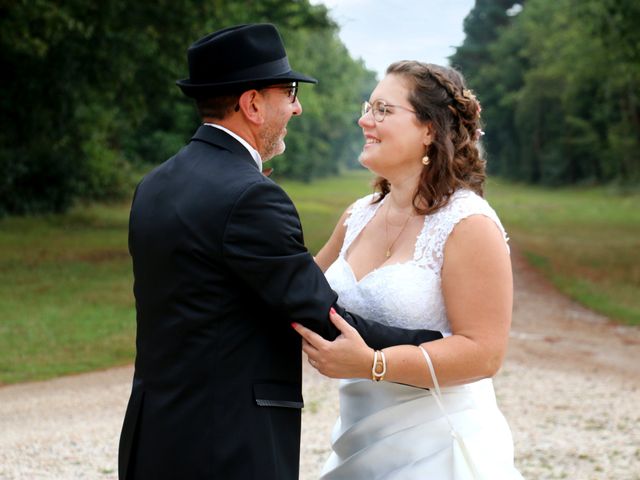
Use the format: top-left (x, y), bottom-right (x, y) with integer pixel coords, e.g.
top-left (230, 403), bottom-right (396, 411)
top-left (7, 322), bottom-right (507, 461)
top-left (259, 122), bottom-right (286, 162)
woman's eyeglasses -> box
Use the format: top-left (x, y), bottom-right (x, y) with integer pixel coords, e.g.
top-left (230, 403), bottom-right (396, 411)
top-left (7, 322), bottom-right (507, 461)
top-left (361, 100), bottom-right (416, 122)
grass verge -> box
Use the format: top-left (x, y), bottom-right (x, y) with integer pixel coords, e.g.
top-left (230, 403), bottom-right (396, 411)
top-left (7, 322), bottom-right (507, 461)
top-left (0, 170), bottom-right (637, 384)
top-left (0, 202), bottom-right (135, 384)
top-left (0, 173), bottom-right (374, 385)
top-left (486, 179), bottom-right (640, 326)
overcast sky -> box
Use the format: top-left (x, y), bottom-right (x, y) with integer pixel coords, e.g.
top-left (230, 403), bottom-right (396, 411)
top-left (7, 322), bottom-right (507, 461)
top-left (310, 0), bottom-right (475, 79)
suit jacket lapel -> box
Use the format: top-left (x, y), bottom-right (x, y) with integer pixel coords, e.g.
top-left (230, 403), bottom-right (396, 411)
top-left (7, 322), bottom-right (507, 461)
top-left (190, 125), bottom-right (259, 170)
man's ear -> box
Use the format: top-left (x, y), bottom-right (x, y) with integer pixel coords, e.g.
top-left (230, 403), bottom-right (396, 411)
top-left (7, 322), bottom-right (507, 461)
top-left (237, 90), bottom-right (264, 126)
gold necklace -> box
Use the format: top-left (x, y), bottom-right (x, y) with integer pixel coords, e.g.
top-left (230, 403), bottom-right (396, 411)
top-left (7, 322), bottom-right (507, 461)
top-left (384, 200), bottom-right (413, 258)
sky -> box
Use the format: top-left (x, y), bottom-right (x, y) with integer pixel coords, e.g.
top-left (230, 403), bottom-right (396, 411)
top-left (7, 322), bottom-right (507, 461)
top-left (310, 0), bottom-right (475, 79)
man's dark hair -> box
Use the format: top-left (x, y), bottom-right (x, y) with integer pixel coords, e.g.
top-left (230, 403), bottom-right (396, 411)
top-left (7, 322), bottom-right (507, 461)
top-left (194, 81), bottom-right (286, 120)
top-left (195, 94), bottom-right (240, 120)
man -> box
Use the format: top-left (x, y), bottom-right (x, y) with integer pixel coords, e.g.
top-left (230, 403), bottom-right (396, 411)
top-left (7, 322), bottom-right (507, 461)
top-left (118, 23), bottom-right (442, 480)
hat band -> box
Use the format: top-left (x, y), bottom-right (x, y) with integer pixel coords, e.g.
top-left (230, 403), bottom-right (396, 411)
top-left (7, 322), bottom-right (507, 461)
top-left (215, 57), bottom-right (291, 83)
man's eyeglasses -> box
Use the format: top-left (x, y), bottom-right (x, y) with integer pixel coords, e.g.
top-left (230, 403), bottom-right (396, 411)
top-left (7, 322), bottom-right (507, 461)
top-left (262, 82), bottom-right (298, 103)
top-left (361, 100), bottom-right (416, 122)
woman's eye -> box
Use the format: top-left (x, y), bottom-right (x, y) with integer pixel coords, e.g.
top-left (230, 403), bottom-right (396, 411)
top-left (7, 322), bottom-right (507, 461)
top-left (374, 105), bottom-right (386, 114)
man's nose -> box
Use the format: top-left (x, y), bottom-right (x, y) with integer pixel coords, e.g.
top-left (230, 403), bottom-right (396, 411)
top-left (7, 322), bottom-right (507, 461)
top-left (292, 97), bottom-right (303, 116)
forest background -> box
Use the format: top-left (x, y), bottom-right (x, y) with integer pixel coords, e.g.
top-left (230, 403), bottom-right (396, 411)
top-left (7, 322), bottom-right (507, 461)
top-left (3, 0), bottom-right (639, 215)
top-left (0, 0), bottom-right (639, 382)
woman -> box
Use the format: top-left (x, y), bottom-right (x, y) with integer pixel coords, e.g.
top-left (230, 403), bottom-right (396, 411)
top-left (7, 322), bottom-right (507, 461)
top-left (293, 61), bottom-right (523, 478)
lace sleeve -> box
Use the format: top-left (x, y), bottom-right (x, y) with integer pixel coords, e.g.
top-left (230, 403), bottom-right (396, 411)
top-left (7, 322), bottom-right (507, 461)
top-left (414, 190), bottom-right (509, 274)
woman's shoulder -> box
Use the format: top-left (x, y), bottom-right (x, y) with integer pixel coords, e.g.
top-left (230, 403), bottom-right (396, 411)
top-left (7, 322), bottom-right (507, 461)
top-left (440, 189), bottom-right (500, 220)
top-left (343, 192), bottom-right (382, 224)
top-left (349, 192), bottom-right (381, 211)
top-left (431, 188), bottom-right (509, 248)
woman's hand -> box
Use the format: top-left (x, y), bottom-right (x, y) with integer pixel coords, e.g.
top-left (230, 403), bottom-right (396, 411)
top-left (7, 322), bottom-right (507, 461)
top-left (292, 308), bottom-right (374, 379)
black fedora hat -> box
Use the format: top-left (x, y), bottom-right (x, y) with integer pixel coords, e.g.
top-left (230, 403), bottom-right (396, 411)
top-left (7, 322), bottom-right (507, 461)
top-left (176, 23), bottom-right (317, 98)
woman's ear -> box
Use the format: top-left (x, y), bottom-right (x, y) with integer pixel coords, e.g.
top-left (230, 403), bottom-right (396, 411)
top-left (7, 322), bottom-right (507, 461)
top-left (237, 90), bottom-right (264, 126)
top-left (422, 122), bottom-right (434, 147)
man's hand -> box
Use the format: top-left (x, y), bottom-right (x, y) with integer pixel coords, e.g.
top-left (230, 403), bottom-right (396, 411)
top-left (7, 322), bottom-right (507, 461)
top-left (292, 308), bottom-right (374, 379)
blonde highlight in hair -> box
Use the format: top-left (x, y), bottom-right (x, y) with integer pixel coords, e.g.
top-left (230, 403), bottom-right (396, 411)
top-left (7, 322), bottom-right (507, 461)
top-left (372, 61), bottom-right (486, 215)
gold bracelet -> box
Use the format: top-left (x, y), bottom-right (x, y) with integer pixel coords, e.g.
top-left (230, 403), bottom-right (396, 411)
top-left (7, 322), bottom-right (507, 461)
top-left (371, 350), bottom-right (386, 382)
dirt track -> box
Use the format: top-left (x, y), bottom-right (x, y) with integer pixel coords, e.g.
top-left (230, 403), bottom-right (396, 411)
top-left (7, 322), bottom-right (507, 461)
top-left (1, 250), bottom-right (639, 479)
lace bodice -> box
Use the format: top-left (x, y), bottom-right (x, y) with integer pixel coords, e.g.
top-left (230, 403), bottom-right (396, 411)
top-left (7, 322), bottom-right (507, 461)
top-left (325, 189), bottom-right (509, 335)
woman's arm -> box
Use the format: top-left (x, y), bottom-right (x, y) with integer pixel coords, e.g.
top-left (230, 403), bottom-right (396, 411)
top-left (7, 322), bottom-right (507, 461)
top-left (380, 214), bottom-right (513, 387)
top-left (314, 205), bottom-right (351, 272)
top-left (296, 214), bottom-right (513, 388)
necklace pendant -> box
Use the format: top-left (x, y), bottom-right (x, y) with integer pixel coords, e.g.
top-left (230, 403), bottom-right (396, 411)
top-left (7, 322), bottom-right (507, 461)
top-left (385, 249), bottom-right (391, 258)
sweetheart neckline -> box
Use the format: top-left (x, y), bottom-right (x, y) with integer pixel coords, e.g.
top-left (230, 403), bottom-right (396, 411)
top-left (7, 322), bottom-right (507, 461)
top-left (341, 196), bottom-right (431, 284)
top-left (338, 256), bottom-right (423, 285)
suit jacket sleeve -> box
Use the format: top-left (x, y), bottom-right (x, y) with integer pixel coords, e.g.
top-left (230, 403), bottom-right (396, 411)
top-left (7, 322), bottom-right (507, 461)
top-left (222, 179), bottom-right (442, 349)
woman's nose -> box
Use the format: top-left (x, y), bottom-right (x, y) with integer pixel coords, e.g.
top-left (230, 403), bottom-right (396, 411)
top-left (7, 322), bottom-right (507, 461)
top-left (358, 111), bottom-right (374, 128)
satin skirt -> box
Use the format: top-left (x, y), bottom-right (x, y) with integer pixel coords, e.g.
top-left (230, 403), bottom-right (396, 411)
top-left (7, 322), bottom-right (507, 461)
top-left (320, 378), bottom-right (523, 479)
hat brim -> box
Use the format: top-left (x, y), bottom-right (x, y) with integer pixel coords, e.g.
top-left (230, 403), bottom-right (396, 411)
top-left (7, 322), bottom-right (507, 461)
top-left (176, 70), bottom-right (317, 98)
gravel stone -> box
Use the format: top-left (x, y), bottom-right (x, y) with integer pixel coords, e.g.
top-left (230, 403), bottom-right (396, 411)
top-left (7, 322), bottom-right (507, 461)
top-left (1, 251), bottom-right (639, 479)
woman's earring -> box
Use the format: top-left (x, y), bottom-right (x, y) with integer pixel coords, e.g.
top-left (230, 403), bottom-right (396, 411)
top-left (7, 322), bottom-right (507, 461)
top-left (421, 154), bottom-right (430, 166)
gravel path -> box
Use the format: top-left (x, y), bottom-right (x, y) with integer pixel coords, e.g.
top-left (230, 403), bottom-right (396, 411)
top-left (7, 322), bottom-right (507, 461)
top-left (1, 251), bottom-right (639, 479)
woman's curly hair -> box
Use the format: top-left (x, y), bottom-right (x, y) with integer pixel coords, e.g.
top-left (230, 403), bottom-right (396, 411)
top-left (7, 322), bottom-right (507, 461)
top-left (372, 61), bottom-right (486, 215)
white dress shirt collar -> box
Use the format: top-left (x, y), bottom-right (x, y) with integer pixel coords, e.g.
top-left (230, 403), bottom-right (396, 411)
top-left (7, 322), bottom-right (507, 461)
top-left (202, 123), bottom-right (263, 172)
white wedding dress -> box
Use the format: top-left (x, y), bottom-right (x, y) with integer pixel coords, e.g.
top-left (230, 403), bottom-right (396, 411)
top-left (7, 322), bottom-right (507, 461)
top-left (321, 189), bottom-right (524, 479)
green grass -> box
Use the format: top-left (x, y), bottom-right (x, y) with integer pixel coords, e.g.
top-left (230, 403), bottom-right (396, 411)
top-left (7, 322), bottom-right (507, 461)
top-left (486, 179), bottom-right (640, 326)
top-left (1, 170), bottom-right (638, 384)
top-left (0, 173), bottom-right (374, 385)
top-left (0, 201), bottom-right (136, 384)
top-left (279, 170), bottom-right (375, 253)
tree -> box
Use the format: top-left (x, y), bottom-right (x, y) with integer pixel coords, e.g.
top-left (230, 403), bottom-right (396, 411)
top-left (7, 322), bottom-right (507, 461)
top-left (451, 0), bottom-right (640, 185)
top-left (0, 0), bottom-right (375, 214)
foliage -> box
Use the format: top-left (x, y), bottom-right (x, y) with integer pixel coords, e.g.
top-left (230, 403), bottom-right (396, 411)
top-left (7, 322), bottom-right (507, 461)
top-left (0, 0), bottom-right (374, 214)
top-left (450, 0), bottom-right (640, 186)
top-left (272, 28), bottom-right (376, 180)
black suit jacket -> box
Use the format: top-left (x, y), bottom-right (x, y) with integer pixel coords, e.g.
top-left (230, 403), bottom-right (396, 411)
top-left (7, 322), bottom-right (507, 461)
top-left (118, 125), bottom-right (442, 480)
